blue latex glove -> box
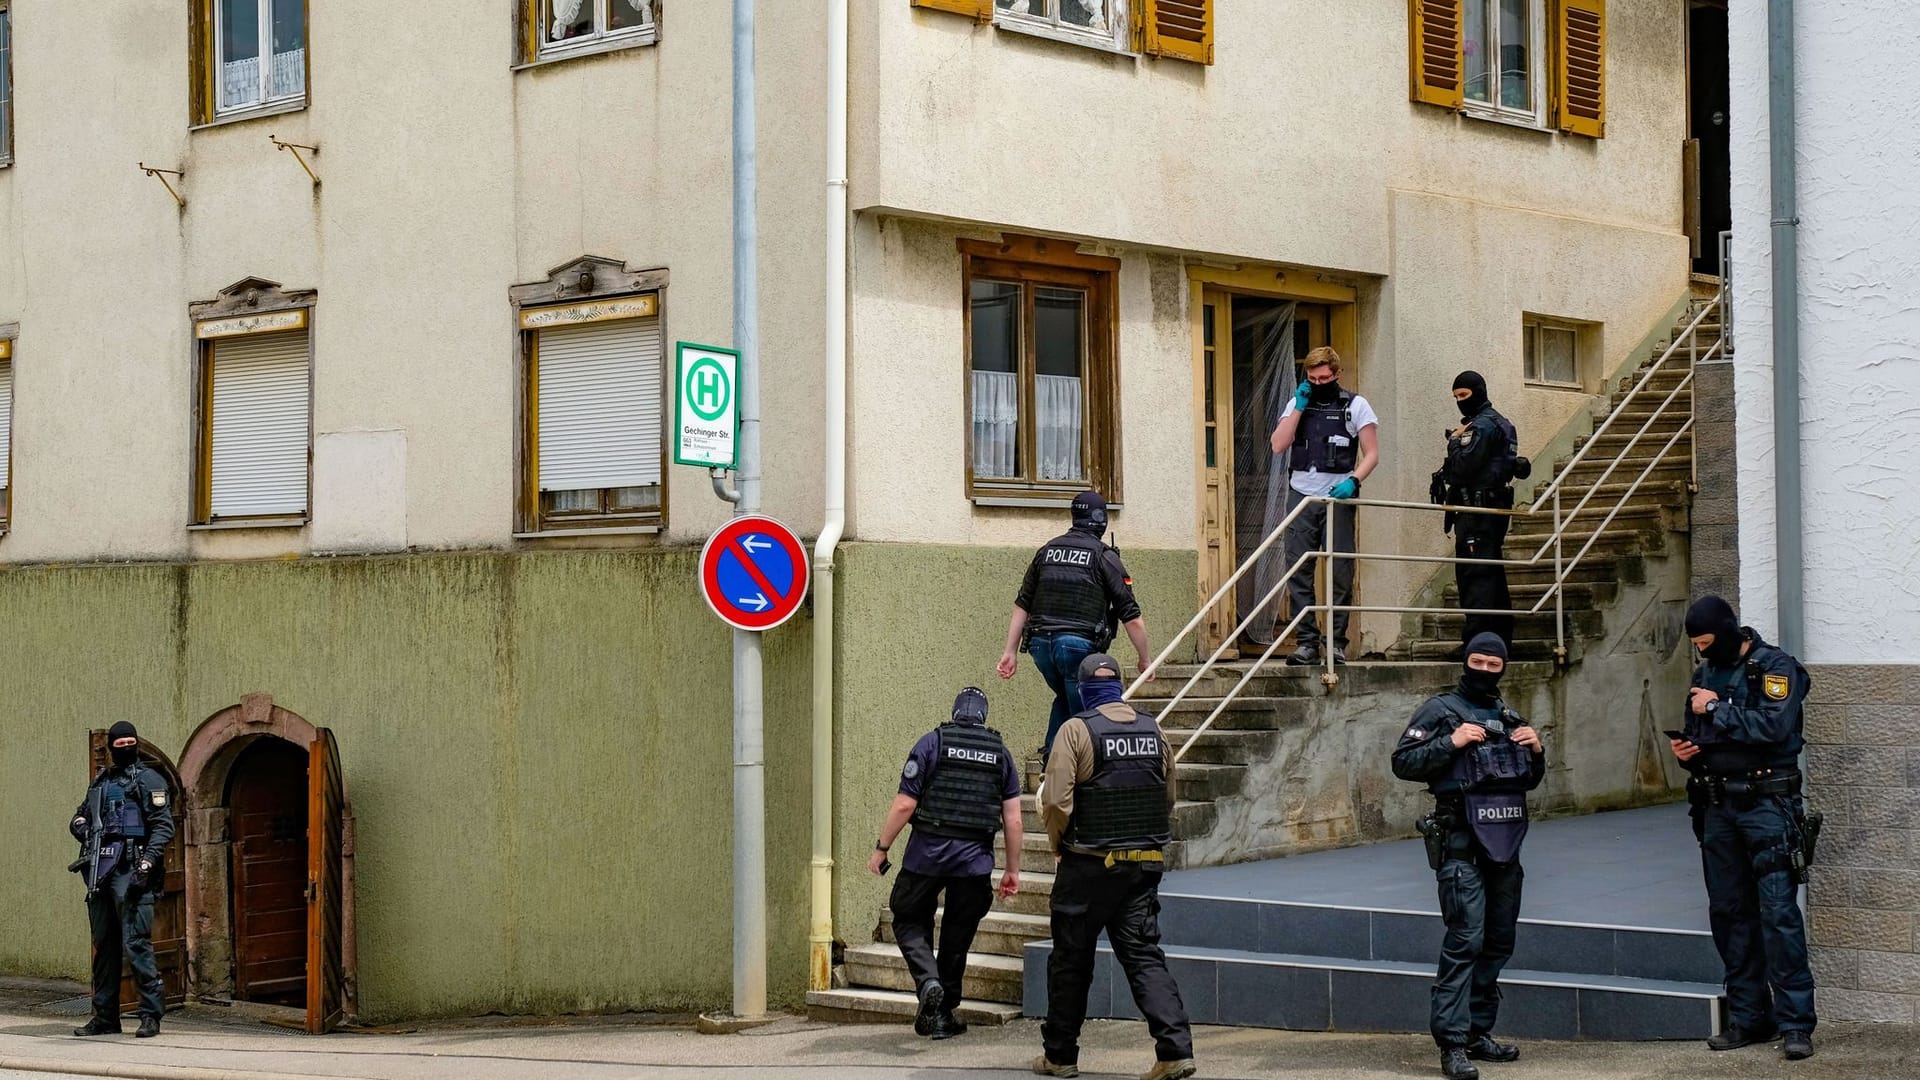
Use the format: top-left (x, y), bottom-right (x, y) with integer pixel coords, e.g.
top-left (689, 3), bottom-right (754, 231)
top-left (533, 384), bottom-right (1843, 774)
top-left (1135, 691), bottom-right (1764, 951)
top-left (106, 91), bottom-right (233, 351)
top-left (1293, 380), bottom-right (1312, 411)
top-left (1330, 478), bottom-right (1360, 500)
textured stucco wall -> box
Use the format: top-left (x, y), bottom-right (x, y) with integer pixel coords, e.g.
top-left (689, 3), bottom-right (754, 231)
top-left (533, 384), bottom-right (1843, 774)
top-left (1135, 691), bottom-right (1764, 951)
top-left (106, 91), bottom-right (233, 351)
top-left (830, 541), bottom-right (1195, 936)
top-left (0, 552), bottom-right (812, 1021)
top-left (0, 3), bottom-right (825, 561)
top-left (1729, 0), bottom-right (1920, 658)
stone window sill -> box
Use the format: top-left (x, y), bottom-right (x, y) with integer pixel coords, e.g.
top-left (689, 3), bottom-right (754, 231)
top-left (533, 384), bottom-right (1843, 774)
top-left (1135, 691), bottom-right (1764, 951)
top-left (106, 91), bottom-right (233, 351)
top-left (513, 525), bottom-right (661, 539)
top-left (192, 100), bottom-right (308, 132)
top-left (188, 517), bottom-right (308, 531)
top-left (513, 36), bottom-right (657, 72)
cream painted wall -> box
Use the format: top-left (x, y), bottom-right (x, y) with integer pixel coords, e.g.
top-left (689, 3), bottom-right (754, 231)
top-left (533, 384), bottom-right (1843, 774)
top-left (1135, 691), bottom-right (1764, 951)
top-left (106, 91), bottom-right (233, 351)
top-left (0, 2), bottom-right (825, 562)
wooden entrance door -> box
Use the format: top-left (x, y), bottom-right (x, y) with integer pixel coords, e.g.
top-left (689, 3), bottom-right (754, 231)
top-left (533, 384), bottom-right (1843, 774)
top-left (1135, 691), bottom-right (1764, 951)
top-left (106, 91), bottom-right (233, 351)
top-left (1196, 289), bottom-right (1237, 649)
top-left (305, 728), bottom-right (346, 1034)
top-left (86, 732), bottom-right (188, 1013)
top-left (229, 739), bottom-right (309, 1008)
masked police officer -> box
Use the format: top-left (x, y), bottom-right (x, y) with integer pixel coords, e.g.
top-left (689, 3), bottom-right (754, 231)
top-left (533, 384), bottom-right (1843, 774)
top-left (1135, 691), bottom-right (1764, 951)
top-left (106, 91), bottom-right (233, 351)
top-left (1671, 596), bottom-right (1817, 1060)
top-left (1393, 634), bottom-right (1544, 1080)
top-left (999, 491), bottom-right (1153, 761)
top-left (870, 687), bottom-right (1023, 1039)
top-left (1034, 654), bottom-right (1194, 1080)
top-left (1436, 372), bottom-right (1529, 648)
top-left (69, 721), bottom-right (174, 1039)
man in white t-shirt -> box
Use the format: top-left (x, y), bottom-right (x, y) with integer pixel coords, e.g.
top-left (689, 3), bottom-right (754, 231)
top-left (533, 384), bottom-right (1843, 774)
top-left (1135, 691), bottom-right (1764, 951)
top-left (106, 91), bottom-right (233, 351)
top-left (1266, 346), bottom-right (1381, 664)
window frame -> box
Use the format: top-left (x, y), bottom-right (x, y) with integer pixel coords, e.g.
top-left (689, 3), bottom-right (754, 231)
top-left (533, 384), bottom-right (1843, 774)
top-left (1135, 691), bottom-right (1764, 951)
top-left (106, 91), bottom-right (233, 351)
top-left (1462, 0), bottom-right (1550, 129)
top-left (0, 1), bottom-right (13, 166)
top-left (524, 0), bottom-right (659, 65)
top-left (1522, 315), bottom-right (1588, 391)
top-left (960, 236), bottom-right (1121, 507)
top-left (0, 333), bottom-right (13, 531)
top-left (992, 0), bottom-right (1134, 55)
top-left (187, 285), bottom-right (317, 529)
top-left (208, 0), bottom-right (308, 120)
top-left (509, 257), bottom-right (672, 537)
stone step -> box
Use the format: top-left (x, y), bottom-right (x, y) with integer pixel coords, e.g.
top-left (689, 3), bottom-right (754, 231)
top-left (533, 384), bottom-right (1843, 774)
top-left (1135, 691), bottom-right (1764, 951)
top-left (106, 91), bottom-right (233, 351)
top-left (806, 987), bottom-right (1023, 1027)
top-left (1506, 555), bottom-right (1645, 588)
top-left (1019, 941), bottom-right (1724, 1040)
top-left (1399, 637), bottom-right (1567, 662)
top-left (1151, 695), bottom-right (1305, 728)
top-left (1420, 608), bottom-right (1604, 642)
top-left (844, 942), bottom-right (1025, 1004)
top-left (1002, 832), bottom-right (1057, 875)
top-left (880, 909), bottom-right (1049, 959)
top-left (1573, 431), bottom-right (1696, 457)
top-left (1142, 727), bottom-right (1281, 766)
top-left (1441, 579), bottom-right (1616, 610)
top-left (1132, 673), bottom-right (1317, 701)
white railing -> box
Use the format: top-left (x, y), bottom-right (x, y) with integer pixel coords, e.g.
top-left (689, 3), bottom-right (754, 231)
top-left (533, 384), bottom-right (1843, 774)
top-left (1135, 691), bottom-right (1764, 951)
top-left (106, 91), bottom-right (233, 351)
top-left (1135, 284), bottom-right (1724, 762)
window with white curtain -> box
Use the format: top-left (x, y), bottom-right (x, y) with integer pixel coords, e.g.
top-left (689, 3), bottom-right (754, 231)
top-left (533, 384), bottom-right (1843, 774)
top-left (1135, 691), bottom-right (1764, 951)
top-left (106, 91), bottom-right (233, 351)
top-left (197, 325), bottom-right (311, 522)
top-left (216, 0), bottom-right (306, 115)
top-left (1463, 0), bottom-right (1546, 125)
top-left (1523, 316), bottom-right (1592, 389)
top-left (963, 241), bottom-right (1118, 502)
top-left (523, 300), bottom-right (664, 530)
top-left (536, 0), bottom-right (656, 58)
top-left (993, 0), bottom-right (1130, 52)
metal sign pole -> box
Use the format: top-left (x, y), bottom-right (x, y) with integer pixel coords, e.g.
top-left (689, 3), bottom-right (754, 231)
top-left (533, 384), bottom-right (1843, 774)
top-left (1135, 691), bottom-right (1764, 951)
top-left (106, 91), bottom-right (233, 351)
top-left (730, 0), bottom-right (768, 1023)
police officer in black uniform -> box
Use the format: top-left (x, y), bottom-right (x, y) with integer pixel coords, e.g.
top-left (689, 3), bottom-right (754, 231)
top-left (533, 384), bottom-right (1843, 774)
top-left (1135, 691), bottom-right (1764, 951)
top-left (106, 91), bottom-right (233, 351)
top-left (1671, 596), bottom-right (1817, 1060)
top-left (999, 491), bottom-right (1153, 761)
top-left (1034, 654), bottom-right (1194, 1080)
top-left (1393, 634), bottom-right (1545, 1080)
top-left (1435, 372), bottom-right (1529, 648)
top-left (869, 688), bottom-right (1023, 1039)
top-left (69, 721), bottom-right (175, 1039)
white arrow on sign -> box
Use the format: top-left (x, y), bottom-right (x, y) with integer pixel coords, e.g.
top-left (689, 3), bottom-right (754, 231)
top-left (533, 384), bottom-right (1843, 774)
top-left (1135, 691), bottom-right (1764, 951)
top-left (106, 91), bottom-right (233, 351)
top-left (741, 535), bottom-right (772, 554)
top-left (737, 592), bottom-right (770, 611)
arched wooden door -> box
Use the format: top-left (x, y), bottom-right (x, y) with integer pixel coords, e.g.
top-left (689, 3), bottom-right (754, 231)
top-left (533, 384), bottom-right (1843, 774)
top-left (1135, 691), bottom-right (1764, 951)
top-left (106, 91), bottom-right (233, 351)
top-left (306, 728), bottom-right (346, 1034)
top-left (229, 739), bottom-right (310, 1006)
top-left (86, 732), bottom-right (188, 1013)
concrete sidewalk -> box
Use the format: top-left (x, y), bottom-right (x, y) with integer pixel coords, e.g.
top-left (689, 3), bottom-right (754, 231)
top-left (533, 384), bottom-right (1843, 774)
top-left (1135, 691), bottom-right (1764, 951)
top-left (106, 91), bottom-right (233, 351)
top-left (0, 983), bottom-right (1911, 1080)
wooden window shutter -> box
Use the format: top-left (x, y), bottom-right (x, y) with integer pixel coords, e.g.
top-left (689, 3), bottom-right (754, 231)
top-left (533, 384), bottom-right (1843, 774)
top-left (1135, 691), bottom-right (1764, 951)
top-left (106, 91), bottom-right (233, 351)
top-left (910, 0), bottom-right (993, 21)
top-left (1554, 0), bottom-right (1606, 138)
top-left (1409, 0), bottom-right (1464, 109)
top-left (1140, 1), bottom-right (1214, 65)
top-left (189, 0), bottom-right (214, 125)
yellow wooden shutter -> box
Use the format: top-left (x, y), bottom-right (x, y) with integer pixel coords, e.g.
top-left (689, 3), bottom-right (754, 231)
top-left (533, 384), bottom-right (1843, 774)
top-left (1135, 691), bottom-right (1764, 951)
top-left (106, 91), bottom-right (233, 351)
top-left (1554, 0), bottom-right (1606, 138)
top-left (911, 0), bottom-right (993, 20)
top-left (1141, 1), bottom-right (1214, 65)
top-left (189, 0), bottom-right (215, 125)
top-left (1408, 0), bottom-right (1465, 109)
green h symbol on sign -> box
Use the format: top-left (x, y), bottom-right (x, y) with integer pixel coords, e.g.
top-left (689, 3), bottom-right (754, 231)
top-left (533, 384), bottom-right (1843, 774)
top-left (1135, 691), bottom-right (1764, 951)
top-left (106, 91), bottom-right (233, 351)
top-left (687, 357), bottom-right (732, 422)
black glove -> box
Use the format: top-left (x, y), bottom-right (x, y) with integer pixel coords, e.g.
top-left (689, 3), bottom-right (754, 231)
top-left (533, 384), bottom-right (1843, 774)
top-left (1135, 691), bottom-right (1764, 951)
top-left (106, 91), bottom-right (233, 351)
top-left (1429, 468), bottom-right (1447, 506)
top-left (71, 816), bottom-right (89, 841)
top-left (134, 859), bottom-right (155, 888)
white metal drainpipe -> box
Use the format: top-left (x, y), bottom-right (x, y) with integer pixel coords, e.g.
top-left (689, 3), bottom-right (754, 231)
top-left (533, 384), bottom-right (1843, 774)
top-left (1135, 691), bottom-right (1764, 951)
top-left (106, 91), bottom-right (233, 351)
top-left (1767, 0), bottom-right (1804, 654)
top-left (810, 0), bottom-right (850, 993)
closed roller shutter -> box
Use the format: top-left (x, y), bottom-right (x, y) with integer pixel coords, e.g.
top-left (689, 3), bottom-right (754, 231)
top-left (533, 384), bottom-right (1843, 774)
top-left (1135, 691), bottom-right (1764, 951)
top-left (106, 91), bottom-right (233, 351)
top-left (210, 330), bottom-right (310, 518)
top-left (536, 316), bottom-right (662, 493)
top-left (0, 357), bottom-right (11, 491)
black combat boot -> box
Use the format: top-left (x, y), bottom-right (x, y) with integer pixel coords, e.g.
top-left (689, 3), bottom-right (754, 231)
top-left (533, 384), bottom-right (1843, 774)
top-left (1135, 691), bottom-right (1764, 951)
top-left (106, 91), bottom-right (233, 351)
top-left (73, 1015), bottom-right (121, 1037)
top-left (912, 981), bottom-right (944, 1037)
top-left (1440, 1047), bottom-right (1480, 1080)
top-left (1708, 1023), bottom-right (1779, 1051)
top-left (135, 1015), bottom-right (160, 1038)
top-left (1466, 1034), bottom-right (1519, 1062)
top-left (1782, 1031), bottom-right (1814, 1060)
top-left (928, 1011), bottom-right (968, 1040)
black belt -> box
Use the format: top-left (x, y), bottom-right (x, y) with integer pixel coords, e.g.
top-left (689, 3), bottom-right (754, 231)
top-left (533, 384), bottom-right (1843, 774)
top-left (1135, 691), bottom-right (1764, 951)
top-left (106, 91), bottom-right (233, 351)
top-left (1694, 769), bottom-right (1801, 801)
top-left (1456, 487), bottom-right (1513, 508)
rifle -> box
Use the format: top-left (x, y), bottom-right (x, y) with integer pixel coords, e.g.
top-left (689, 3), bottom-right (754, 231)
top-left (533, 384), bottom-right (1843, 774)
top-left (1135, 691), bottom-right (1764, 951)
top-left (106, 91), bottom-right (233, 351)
top-left (68, 782), bottom-right (107, 899)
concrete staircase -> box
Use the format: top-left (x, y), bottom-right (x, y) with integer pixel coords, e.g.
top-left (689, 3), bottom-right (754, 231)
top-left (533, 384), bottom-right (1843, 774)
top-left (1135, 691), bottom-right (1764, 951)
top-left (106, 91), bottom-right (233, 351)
top-left (1392, 298), bottom-right (1716, 663)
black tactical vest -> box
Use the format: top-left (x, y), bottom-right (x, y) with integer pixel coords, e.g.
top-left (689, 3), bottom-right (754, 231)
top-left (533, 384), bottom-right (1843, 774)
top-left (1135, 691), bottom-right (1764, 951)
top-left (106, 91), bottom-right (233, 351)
top-left (1431, 694), bottom-right (1534, 863)
top-left (910, 723), bottom-right (1010, 842)
top-left (1686, 649), bottom-right (1805, 773)
top-left (1067, 706), bottom-right (1171, 851)
top-left (1291, 390), bottom-right (1358, 474)
top-left (100, 773), bottom-right (149, 840)
top-left (1449, 408), bottom-right (1522, 489)
top-left (1024, 530), bottom-right (1112, 638)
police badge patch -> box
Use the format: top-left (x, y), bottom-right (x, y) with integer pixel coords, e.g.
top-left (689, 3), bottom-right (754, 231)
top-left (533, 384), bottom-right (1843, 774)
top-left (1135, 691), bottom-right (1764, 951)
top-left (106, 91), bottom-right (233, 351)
top-left (151, 791), bottom-right (167, 807)
top-left (902, 759), bottom-right (920, 780)
top-left (1763, 674), bottom-right (1790, 701)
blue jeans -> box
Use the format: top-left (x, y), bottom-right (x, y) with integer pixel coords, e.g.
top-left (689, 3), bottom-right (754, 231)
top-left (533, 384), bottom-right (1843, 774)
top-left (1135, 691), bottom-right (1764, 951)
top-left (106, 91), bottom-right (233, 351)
top-left (1029, 632), bottom-right (1094, 755)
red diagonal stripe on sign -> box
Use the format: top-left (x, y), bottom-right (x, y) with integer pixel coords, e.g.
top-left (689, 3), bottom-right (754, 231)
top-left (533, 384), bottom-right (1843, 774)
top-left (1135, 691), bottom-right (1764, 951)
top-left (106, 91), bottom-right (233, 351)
top-left (727, 538), bottom-right (787, 611)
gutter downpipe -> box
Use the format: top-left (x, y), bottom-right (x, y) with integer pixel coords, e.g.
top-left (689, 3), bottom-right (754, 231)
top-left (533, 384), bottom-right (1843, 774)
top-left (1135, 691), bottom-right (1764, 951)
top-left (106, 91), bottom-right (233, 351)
top-left (1768, 0), bottom-right (1804, 655)
top-left (809, 0), bottom-right (850, 993)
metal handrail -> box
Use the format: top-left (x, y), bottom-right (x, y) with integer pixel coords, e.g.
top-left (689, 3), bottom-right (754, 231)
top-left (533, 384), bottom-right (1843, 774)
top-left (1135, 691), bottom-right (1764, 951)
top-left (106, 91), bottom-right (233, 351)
top-left (1140, 283), bottom-right (1723, 761)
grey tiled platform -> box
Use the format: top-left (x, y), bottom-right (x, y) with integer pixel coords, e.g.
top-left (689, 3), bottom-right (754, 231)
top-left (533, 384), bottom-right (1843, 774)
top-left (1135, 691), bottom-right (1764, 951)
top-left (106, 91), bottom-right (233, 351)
top-left (1022, 805), bottom-right (1728, 1040)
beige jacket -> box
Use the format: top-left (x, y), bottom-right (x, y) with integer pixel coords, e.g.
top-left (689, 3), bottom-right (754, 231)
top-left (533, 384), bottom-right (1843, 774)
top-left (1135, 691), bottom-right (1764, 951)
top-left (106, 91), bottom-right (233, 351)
top-left (1040, 701), bottom-right (1178, 856)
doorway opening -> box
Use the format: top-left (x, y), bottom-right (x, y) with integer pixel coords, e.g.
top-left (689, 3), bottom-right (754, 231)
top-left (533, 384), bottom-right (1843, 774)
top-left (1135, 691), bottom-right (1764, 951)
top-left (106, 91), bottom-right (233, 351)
top-left (1687, 1), bottom-right (1730, 277)
top-left (1195, 277), bottom-right (1358, 654)
top-left (228, 738), bottom-right (310, 1007)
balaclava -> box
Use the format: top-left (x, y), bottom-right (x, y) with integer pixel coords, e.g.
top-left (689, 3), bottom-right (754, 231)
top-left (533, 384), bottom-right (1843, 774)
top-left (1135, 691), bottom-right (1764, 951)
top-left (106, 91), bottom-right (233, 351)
top-left (1070, 490), bottom-right (1108, 535)
top-left (1458, 632), bottom-right (1508, 706)
top-left (950, 687), bottom-right (989, 727)
top-left (1453, 370), bottom-right (1489, 419)
top-left (107, 721), bottom-right (140, 768)
top-left (1684, 595), bottom-right (1745, 668)
top-left (1307, 373), bottom-right (1343, 406)
top-left (1076, 653), bottom-right (1127, 710)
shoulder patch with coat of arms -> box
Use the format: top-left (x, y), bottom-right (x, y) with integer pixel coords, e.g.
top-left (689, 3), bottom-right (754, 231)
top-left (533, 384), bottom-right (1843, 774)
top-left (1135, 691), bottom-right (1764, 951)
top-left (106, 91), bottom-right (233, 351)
top-left (1763, 673), bottom-right (1790, 701)
top-left (150, 790), bottom-right (167, 807)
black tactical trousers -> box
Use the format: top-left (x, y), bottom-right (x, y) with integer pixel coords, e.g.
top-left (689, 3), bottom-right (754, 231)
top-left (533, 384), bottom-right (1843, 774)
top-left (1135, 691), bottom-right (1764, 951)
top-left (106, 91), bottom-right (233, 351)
top-left (1282, 487), bottom-right (1357, 650)
top-left (1043, 853), bottom-right (1192, 1067)
top-left (1699, 797), bottom-right (1817, 1034)
top-left (1454, 513), bottom-right (1513, 646)
top-left (889, 869), bottom-right (995, 1011)
top-left (88, 869), bottom-right (162, 1020)
top-left (1431, 850), bottom-right (1524, 1049)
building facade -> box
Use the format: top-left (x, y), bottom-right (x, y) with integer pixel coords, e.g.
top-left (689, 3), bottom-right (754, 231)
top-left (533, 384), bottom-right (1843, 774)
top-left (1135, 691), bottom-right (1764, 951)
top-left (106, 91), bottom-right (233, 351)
top-left (0, 1), bottom-right (1696, 1020)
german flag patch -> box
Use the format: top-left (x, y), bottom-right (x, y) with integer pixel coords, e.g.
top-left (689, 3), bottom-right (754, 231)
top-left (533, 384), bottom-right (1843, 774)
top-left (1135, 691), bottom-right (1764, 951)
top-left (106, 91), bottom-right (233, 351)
top-left (1763, 673), bottom-right (1790, 701)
